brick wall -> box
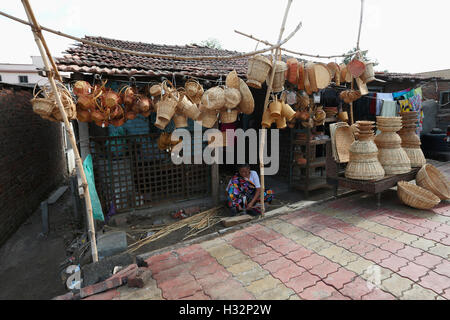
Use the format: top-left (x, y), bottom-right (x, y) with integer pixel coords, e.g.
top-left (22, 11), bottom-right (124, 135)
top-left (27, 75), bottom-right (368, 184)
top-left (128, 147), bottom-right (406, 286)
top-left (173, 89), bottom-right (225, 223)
top-left (0, 85), bottom-right (66, 246)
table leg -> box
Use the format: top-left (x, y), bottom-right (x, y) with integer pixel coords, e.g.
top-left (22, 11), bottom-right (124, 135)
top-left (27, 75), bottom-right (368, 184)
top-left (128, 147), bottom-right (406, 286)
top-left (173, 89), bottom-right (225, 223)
top-left (376, 192), bottom-right (381, 208)
top-left (334, 184), bottom-right (338, 198)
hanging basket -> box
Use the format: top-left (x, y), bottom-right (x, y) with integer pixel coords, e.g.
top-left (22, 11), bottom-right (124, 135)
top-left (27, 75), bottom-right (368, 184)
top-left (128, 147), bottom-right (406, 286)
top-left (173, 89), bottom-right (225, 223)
top-left (270, 60), bottom-right (287, 92)
top-left (246, 55), bottom-right (272, 89)
top-left (225, 70), bottom-right (240, 89)
top-left (201, 86), bottom-right (225, 111)
top-left (416, 164), bottom-right (450, 200)
top-left (177, 94), bottom-right (201, 120)
top-left (219, 108), bottom-right (239, 124)
top-left (269, 98), bottom-right (282, 119)
top-left (237, 79), bottom-right (254, 115)
top-left (224, 87), bottom-right (242, 110)
top-left (261, 107), bottom-right (274, 128)
top-left (31, 87), bottom-right (56, 117)
top-left (173, 112), bottom-right (188, 128)
top-left (155, 117), bottom-right (169, 130)
top-left (397, 181), bottom-right (440, 210)
top-left (281, 102), bottom-right (296, 121)
top-left (195, 109), bottom-right (218, 128)
top-left (185, 79), bottom-right (204, 105)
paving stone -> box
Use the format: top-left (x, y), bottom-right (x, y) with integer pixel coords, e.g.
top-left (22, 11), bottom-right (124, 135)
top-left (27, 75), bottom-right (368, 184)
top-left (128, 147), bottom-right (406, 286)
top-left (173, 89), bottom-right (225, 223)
top-left (340, 277), bottom-right (374, 299)
top-left (308, 260), bottom-right (340, 278)
top-left (400, 284), bottom-right (439, 300)
top-left (379, 239), bottom-right (406, 253)
top-left (364, 248), bottom-right (392, 264)
top-left (206, 244), bottom-right (240, 259)
top-left (288, 293), bottom-right (302, 300)
top-left (410, 238), bottom-right (437, 251)
top-left (395, 246), bottom-right (424, 261)
top-left (398, 262), bottom-right (429, 282)
top-left (179, 292), bottom-right (211, 300)
top-left (256, 284), bottom-right (296, 300)
top-left (361, 288), bottom-right (397, 300)
top-left (322, 268), bottom-right (357, 290)
top-left (433, 260), bottom-right (450, 278)
top-left (264, 257), bottom-right (295, 274)
top-left (354, 220), bottom-right (379, 230)
top-left (414, 252), bottom-right (443, 269)
top-left (297, 254), bottom-right (326, 270)
top-left (234, 268), bottom-right (269, 286)
top-left (394, 233), bottom-right (420, 245)
top-left (380, 274), bottom-right (413, 298)
top-left (285, 247), bottom-right (314, 262)
top-left (427, 244), bottom-right (450, 259)
top-left (379, 255), bottom-right (409, 272)
top-left (298, 281), bottom-right (339, 300)
top-left (350, 242), bottom-right (376, 256)
top-left (306, 239), bottom-right (333, 253)
top-left (201, 238), bottom-right (227, 249)
top-left (330, 249), bottom-right (360, 267)
top-left (226, 259), bottom-right (260, 275)
top-left (216, 252), bottom-right (248, 268)
top-left (252, 250), bottom-right (283, 265)
top-left (418, 271), bottom-right (450, 295)
top-left (317, 245), bottom-right (346, 259)
top-left (246, 275), bottom-right (282, 296)
top-left (205, 280), bottom-right (254, 300)
top-left (360, 265), bottom-right (393, 283)
top-left (285, 272), bottom-right (320, 294)
top-left (345, 258), bottom-right (376, 276)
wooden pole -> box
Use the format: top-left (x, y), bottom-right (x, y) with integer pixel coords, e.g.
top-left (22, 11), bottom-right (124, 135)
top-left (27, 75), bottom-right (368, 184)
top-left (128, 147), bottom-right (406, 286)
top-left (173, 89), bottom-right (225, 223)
top-left (259, 0), bottom-right (293, 216)
top-left (350, 77), bottom-right (354, 125)
top-left (22, 0), bottom-right (98, 262)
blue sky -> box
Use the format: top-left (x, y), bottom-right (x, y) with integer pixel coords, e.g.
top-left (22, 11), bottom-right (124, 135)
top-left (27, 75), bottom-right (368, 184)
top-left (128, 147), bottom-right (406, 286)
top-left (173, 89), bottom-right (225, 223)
top-left (0, 0), bottom-right (448, 73)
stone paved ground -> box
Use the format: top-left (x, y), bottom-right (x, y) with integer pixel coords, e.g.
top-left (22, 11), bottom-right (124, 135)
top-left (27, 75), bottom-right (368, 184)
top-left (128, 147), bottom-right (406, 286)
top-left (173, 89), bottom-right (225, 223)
top-left (82, 163), bottom-right (450, 300)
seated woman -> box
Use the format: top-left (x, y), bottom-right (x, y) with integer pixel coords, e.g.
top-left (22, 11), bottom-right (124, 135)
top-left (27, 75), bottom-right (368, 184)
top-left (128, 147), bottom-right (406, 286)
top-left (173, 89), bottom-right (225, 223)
top-left (225, 164), bottom-right (273, 216)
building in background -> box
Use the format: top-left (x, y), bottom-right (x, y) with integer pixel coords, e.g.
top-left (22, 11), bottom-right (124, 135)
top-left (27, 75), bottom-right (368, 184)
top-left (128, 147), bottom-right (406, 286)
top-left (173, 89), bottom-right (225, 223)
top-left (0, 56), bottom-right (46, 85)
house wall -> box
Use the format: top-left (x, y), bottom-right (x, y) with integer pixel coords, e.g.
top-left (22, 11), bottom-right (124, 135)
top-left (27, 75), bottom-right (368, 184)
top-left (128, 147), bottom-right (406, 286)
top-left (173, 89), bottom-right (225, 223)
top-left (0, 85), bottom-right (66, 246)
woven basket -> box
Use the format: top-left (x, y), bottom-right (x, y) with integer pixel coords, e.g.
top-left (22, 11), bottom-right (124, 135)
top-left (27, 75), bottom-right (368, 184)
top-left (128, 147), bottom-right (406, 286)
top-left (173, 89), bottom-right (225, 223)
top-left (219, 108), bottom-right (239, 123)
top-left (201, 86), bottom-right (225, 111)
top-left (275, 115), bottom-right (287, 129)
top-left (149, 84), bottom-right (162, 97)
top-left (403, 148), bottom-right (426, 168)
top-left (335, 126), bottom-right (355, 163)
top-left (173, 113), bottom-right (188, 128)
top-left (247, 55), bottom-right (272, 89)
top-left (155, 117), bottom-right (169, 130)
top-left (49, 85), bottom-right (77, 121)
top-left (185, 80), bottom-right (204, 105)
top-left (270, 61), bottom-right (288, 92)
top-left (156, 98), bottom-right (178, 121)
top-left (178, 94), bottom-right (201, 120)
top-left (225, 70), bottom-right (240, 89)
top-left (196, 109), bottom-right (218, 128)
top-left (261, 107), bottom-right (274, 128)
top-left (237, 79), bottom-right (254, 115)
top-left (224, 87), bottom-right (241, 110)
top-left (31, 94), bottom-right (56, 117)
top-left (397, 181), bottom-right (440, 209)
top-left (378, 148), bottom-right (411, 174)
top-left (416, 164), bottom-right (450, 200)
top-left (375, 132), bottom-right (402, 148)
top-left (345, 160), bottom-right (385, 180)
top-left (360, 62), bottom-right (375, 83)
top-left (269, 99), bottom-right (282, 119)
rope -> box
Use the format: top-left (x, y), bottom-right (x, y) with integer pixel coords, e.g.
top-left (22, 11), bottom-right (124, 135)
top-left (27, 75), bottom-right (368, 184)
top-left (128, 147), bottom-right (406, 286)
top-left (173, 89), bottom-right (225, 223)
top-left (0, 9), bottom-right (301, 61)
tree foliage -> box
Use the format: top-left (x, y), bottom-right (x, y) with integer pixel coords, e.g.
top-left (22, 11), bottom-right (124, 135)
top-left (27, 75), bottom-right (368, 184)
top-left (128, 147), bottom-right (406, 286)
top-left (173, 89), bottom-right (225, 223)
top-left (342, 47), bottom-right (378, 66)
top-left (198, 38), bottom-right (222, 49)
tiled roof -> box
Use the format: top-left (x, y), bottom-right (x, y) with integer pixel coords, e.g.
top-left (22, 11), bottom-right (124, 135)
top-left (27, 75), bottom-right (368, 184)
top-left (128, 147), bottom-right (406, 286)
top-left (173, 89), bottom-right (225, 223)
top-left (55, 36), bottom-right (249, 78)
top-left (374, 71), bottom-right (443, 81)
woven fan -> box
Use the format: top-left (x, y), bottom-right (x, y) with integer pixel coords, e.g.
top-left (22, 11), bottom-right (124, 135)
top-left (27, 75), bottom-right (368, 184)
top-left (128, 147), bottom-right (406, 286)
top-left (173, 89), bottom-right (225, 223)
top-left (335, 126), bottom-right (355, 163)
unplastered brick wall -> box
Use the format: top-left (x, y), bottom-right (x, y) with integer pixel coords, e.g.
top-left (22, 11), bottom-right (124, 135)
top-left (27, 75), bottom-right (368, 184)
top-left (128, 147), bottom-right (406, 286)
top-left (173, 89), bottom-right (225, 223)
top-left (0, 86), bottom-right (66, 246)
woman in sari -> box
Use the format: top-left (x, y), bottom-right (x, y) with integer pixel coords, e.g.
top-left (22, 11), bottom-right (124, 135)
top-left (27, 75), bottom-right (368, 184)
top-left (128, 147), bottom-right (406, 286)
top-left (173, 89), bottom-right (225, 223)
top-left (226, 164), bottom-right (273, 216)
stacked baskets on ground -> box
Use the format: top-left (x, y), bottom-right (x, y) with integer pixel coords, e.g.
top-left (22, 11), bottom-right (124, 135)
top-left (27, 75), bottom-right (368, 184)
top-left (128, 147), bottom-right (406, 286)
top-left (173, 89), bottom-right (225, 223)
top-left (345, 121), bottom-right (385, 180)
top-left (374, 116), bottom-right (411, 175)
top-left (398, 111), bottom-right (426, 167)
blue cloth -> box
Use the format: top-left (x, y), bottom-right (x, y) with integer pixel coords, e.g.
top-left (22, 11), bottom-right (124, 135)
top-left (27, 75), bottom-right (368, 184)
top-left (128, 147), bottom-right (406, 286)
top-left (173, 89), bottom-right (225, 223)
top-left (83, 154), bottom-right (105, 222)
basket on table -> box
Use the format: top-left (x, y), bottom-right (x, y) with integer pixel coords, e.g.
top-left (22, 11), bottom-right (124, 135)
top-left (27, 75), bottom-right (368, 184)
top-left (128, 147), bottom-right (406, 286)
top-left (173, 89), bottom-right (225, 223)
top-left (397, 181), bottom-right (440, 210)
top-left (416, 164), bottom-right (450, 200)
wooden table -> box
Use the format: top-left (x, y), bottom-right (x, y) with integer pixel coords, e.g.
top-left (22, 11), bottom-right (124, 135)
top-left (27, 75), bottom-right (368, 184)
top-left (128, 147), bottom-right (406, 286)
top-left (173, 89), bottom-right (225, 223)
top-left (325, 141), bottom-right (420, 207)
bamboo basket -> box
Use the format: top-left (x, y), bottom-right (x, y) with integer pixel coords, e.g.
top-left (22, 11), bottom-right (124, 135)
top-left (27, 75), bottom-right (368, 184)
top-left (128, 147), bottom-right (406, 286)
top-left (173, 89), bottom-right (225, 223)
top-left (185, 80), bottom-right (204, 105)
top-left (224, 87), bottom-right (241, 110)
top-left (375, 132), bottom-right (402, 148)
top-left (225, 70), bottom-right (240, 89)
top-left (275, 115), bottom-right (287, 129)
top-left (247, 55), bottom-right (272, 89)
top-left (177, 94), bottom-right (201, 120)
top-left (360, 62), bottom-right (375, 83)
top-left (173, 113), bottom-right (188, 128)
top-left (345, 160), bottom-right (385, 180)
top-left (237, 79), bottom-right (254, 115)
top-left (416, 164), bottom-right (450, 200)
top-left (149, 84), bottom-right (162, 97)
top-left (270, 60), bottom-right (288, 92)
top-left (281, 102), bottom-right (296, 121)
top-left (49, 85), bottom-right (77, 121)
top-left (403, 148), bottom-right (426, 168)
top-left (201, 86), bottom-right (225, 111)
top-left (156, 98), bottom-right (177, 121)
top-left (377, 148), bottom-right (411, 174)
top-left (219, 108), bottom-right (239, 123)
top-left (195, 109), bottom-right (218, 128)
top-left (397, 181), bottom-right (440, 210)
top-left (335, 126), bottom-right (355, 163)
top-left (31, 84), bottom-right (56, 116)
top-left (155, 117), bottom-right (169, 130)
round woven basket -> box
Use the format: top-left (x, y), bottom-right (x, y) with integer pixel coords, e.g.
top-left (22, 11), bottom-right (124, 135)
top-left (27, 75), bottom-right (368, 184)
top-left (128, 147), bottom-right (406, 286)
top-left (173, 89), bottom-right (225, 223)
top-left (270, 61), bottom-right (287, 92)
top-left (416, 164), bottom-right (450, 200)
top-left (219, 108), bottom-right (239, 123)
top-left (185, 80), bottom-right (204, 105)
top-left (375, 132), bottom-right (402, 148)
top-left (156, 98), bottom-right (178, 121)
top-left (224, 87), bottom-right (241, 110)
top-left (403, 148), bottom-right (426, 168)
top-left (149, 84), bottom-right (162, 97)
top-left (237, 79), bottom-right (254, 115)
top-left (225, 70), bottom-right (240, 89)
top-left (397, 181), bottom-right (440, 209)
top-left (247, 55), bottom-right (272, 89)
top-left (201, 86), bottom-right (225, 111)
top-left (378, 148), bottom-right (411, 174)
top-left (345, 159), bottom-right (385, 180)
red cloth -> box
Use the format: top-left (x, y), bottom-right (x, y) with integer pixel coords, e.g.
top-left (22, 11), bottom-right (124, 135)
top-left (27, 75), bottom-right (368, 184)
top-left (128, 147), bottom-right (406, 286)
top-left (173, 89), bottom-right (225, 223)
top-left (369, 93), bottom-right (377, 115)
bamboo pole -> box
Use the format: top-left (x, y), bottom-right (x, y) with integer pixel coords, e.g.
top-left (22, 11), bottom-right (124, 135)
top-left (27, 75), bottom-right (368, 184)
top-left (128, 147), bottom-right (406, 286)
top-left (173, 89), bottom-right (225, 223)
top-left (21, 0), bottom-right (98, 263)
top-left (350, 77), bottom-right (354, 125)
top-left (259, 0), bottom-right (293, 216)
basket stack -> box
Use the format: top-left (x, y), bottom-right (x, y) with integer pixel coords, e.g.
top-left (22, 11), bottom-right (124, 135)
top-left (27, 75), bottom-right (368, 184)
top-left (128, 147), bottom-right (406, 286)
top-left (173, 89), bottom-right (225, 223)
top-left (375, 116), bottom-right (411, 175)
top-left (398, 111), bottom-right (426, 167)
top-left (345, 121), bottom-right (385, 180)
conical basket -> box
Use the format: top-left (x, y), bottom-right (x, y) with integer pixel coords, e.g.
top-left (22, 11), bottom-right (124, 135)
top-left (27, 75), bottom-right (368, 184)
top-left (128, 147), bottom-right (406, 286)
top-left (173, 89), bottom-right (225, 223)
top-left (403, 148), bottom-right (426, 168)
top-left (345, 139), bottom-right (385, 180)
top-left (237, 79), bottom-right (254, 115)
